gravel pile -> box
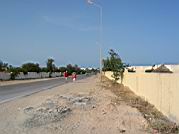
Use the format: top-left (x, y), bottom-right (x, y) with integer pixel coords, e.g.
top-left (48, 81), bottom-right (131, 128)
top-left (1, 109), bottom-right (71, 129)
top-left (24, 100), bottom-right (71, 128)
top-left (56, 94), bottom-right (94, 109)
top-left (23, 95), bottom-right (94, 128)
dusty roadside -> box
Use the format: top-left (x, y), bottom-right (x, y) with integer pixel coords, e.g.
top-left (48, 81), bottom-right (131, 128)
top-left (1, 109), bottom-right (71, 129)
top-left (0, 75), bottom-right (166, 134)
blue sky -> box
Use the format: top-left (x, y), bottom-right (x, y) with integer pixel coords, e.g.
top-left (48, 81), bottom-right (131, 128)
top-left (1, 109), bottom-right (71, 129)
top-left (0, 0), bottom-right (179, 67)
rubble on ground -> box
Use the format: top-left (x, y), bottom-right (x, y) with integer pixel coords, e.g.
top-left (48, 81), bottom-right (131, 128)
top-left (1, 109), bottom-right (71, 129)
top-left (23, 94), bottom-right (95, 128)
top-left (24, 102), bottom-right (71, 128)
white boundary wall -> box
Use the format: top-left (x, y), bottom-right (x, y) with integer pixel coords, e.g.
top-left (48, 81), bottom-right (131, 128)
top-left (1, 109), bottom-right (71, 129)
top-left (0, 72), bottom-right (11, 80)
top-left (0, 72), bottom-right (62, 80)
top-left (105, 71), bottom-right (179, 124)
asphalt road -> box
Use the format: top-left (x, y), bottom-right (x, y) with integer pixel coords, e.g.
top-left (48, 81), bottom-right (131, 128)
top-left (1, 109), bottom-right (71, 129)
top-left (0, 74), bottom-right (92, 104)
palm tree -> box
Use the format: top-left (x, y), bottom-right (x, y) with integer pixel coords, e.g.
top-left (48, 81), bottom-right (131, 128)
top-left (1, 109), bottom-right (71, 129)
top-left (47, 58), bottom-right (55, 77)
top-left (0, 60), bottom-right (8, 72)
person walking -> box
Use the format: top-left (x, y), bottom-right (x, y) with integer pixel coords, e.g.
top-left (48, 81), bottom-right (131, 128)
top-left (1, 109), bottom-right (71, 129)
top-left (72, 72), bottom-right (77, 82)
top-left (64, 71), bottom-right (68, 81)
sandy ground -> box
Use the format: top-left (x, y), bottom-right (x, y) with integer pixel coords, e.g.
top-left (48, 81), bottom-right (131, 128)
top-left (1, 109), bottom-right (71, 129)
top-left (0, 75), bottom-right (150, 134)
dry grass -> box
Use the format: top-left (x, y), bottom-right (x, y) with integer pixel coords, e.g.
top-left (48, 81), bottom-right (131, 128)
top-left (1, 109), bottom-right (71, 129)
top-left (102, 76), bottom-right (179, 134)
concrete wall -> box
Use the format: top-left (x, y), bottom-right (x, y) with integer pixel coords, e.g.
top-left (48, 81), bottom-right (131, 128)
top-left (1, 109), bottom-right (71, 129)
top-left (0, 72), bottom-right (11, 80)
top-left (51, 72), bottom-right (62, 78)
top-left (105, 71), bottom-right (179, 124)
top-left (0, 72), bottom-right (62, 80)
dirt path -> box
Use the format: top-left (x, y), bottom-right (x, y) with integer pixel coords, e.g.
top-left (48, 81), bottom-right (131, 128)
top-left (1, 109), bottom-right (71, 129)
top-left (0, 75), bottom-right (154, 134)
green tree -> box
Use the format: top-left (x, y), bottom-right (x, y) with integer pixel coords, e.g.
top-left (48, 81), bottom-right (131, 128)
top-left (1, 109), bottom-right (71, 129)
top-left (66, 64), bottom-right (84, 75)
top-left (21, 63), bottom-right (41, 73)
top-left (103, 49), bottom-right (125, 83)
top-left (74, 64), bottom-right (81, 74)
top-left (41, 67), bottom-right (48, 72)
top-left (102, 57), bottom-right (111, 71)
top-left (47, 58), bottom-right (55, 72)
top-left (47, 58), bottom-right (55, 77)
top-left (66, 64), bottom-right (74, 75)
top-left (0, 60), bottom-right (8, 72)
top-left (109, 49), bottom-right (125, 83)
top-left (8, 66), bottom-right (21, 80)
top-left (59, 67), bottom-right (67, 73)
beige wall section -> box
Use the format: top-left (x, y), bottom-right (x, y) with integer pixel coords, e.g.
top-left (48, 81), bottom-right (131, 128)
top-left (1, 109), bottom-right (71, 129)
top-left (105, 71), bottom-right (179, 124)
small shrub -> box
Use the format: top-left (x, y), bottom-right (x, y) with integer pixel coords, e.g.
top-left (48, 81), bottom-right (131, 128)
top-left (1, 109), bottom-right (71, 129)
top-left (145, 69), bottom-right (153, 73)
top-left (10, 71), bottom-right (19, 80)
top-left (128, 68), bottom-right (136, 73)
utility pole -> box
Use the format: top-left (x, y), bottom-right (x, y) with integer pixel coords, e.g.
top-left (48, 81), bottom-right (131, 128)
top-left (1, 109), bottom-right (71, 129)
top-left (87, 0), bottom-right (103, 81)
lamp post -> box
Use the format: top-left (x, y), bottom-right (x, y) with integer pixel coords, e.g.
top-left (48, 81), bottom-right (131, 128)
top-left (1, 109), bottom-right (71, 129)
top-left (87, 0), bottom-right (103, 81)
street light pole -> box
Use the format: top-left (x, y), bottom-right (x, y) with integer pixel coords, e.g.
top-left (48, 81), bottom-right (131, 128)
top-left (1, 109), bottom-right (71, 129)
top-left (87, 0), bottom-right (103, 81)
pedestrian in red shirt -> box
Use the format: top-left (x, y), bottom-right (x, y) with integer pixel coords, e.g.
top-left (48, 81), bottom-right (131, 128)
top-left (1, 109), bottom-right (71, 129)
top-left (72, 72), bottom-right (77, 82)
top-left (64, 71), bottom-right (68, 81)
